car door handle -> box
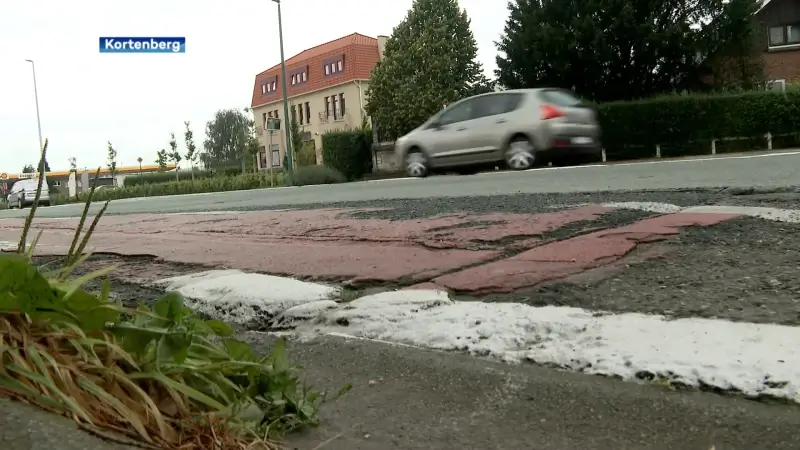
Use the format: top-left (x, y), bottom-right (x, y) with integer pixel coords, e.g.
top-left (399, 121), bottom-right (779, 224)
top-left (496, 119), bottom-right (507, 123)
top-left (456, 127), bottom-right (466, 131)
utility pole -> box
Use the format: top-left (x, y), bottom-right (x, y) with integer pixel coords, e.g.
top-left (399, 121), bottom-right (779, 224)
top-left (271, 0), bottom-right (293, 173)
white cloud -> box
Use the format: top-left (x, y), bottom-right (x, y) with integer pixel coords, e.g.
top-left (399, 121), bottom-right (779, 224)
top-left (0, 0), bottom-right (505, 173)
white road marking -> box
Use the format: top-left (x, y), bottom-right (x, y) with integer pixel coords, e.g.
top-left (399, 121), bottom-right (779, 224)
top-left (604, 202), bottom-right (800, 223)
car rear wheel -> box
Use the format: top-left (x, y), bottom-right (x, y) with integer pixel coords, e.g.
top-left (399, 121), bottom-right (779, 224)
top-left (405, 150), bottom-right (429, 178)
top-left (505, 136), bottom-right (535, 170)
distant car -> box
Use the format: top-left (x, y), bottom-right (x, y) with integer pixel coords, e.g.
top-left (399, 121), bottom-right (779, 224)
top-left (7, 178), bottom-right (50, 208)
top-left (394, 88), bottom-right (602, 177)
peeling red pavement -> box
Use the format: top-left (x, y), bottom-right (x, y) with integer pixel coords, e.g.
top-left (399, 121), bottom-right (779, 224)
top-left (0, 206), bottom-right (742, 292)
top-left (432, 212), bottom-right (741, 294)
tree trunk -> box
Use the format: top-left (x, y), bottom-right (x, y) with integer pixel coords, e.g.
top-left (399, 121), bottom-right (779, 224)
top-left (190, 163), bottom-right (195, 180)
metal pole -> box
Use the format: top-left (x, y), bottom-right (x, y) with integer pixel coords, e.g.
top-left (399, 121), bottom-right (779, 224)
top-left (274, 0), bottom-right (293, 173)
top-left (25, 60), bottom-right (44, 152)
top-left (269, 132), bottom-right (275, 186)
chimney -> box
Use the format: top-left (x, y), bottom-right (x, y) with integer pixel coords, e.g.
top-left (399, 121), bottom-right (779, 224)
top-left (377, 35), bottom-right (389, 60)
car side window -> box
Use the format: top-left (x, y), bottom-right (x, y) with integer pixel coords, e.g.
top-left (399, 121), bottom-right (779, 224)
top-left (438, 99), bottom-right (475, 126)
top-left (472, 94), bottom-right (523, 118)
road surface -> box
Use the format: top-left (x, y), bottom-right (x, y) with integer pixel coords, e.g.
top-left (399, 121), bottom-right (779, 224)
top-left (0, 151), bottom-right (798, 218)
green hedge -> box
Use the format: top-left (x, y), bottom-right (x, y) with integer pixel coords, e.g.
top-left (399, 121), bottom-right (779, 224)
top-left (596, 90), bottom-right (800, 160)
top-left (287, 165), bottom-right (346, 186)
top-left (123, 167), bottom-right (243, 187)
top-left (321, 129), bottom-right (373, 180)
top-left (66, 172), bottom-right (284, 203)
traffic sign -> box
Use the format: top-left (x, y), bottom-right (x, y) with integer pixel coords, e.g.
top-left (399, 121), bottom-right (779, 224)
top-left (265, 117), bottom-right (281, 131)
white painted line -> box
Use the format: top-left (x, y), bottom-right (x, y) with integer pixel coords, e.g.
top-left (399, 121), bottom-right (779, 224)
top-left (305, 290), bottom-right (800, 403)
top-left (603, 202), bottom-right (800, 223)
top-left (169, 274), bottom-right (800, 404)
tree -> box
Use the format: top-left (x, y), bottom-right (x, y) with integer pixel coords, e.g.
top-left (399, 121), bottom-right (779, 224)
top-left (184, 121), bottom-right (198, 180)
top-left (704, 0), bottom-right (764, 91)
top-left (495, 0), bottom-right (758, 102)
top-left (22, 164), bottom-right (35, 173)
top-left (168, 132), bottom-right (182, 181)
top-left (156, 149), bottom-right (169, 171)
top-left (107, 141), bottom-right (118, 186)
top-left (68, 157), bottom-right (77, 173)
top-left (200, 109), bottom-right (253, 171)
top-left (365, 0), bottom-right (494, 141)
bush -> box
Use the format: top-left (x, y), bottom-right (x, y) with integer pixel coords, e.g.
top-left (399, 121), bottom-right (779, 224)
top-left (2, 138), bottom-right (350, 448)
top-left (69, 172), bottom-right (286, 203)
top-left (296, 141), bottom-right (318, 167)
top-left (123, 167), bottom-right (243, 187)
top-left (288, 165), bottom-right (346, 186)
top-left (321, 129), bottom-right (373, 180)
top-left (597, 90), bottom-right (800, 160)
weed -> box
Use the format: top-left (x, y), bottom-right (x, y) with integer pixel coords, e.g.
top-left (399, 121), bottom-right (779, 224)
top-left (0, 138), bottom-right (350, 448)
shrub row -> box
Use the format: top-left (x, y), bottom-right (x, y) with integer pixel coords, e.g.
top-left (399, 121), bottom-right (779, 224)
top-left (123, 166), bottom-right (243, 187)
top-left (57, 165), bottom-right (350, 204)
top-left (596, 90), bottom-right (800, 160)
top-left (321, 129), bottom-right (373, 180)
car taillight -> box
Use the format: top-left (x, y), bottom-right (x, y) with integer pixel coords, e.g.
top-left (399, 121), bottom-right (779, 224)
top-left (540, 104), bottom-right (565, 120)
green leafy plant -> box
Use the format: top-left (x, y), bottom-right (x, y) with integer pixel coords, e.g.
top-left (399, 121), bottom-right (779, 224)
top-left (1, 138), bottom-right (349, 449)
top-left (320, 129), bottom-right (373, 180)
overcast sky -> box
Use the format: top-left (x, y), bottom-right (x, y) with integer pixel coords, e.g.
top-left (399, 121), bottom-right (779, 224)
top-left (0, 0), bottom-right (505, 174)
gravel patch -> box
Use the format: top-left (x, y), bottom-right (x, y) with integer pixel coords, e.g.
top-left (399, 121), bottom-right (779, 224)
top-left (476, 217), bottom-right (800, 326)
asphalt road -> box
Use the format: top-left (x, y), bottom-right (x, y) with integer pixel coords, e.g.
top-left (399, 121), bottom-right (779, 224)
top-left (1, 151), bottom-right (798, 218)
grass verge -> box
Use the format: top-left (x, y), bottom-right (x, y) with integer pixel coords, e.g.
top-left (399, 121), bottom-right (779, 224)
top-left (0, 139), bottom-right (350, 449)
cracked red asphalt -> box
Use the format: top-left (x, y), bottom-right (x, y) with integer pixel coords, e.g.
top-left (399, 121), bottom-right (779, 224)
top-left (0, 206), bottom-right (741, 292)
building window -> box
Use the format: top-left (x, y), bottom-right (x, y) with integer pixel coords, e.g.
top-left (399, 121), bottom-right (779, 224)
top-left (790, 25), bottom-right (800, 44)
top-left (305, 102), bottom-right (310, 123)
top-left (270, 144), bottom-right (281, 167)
top-left (325, 65), bottom-right (330, 75)
top-left (337, 60), bottom-right (343, 71)
top-left (291, 75), bottom-right (296, 85)
top-left (332, 95), bottom-right (339, 120)
top-left (302, 71), bottom-right (307, 82)
top-left (298, 104), bottom-right (304, 125)
top-left (291, 105), bottom-right (296, 123)
top-left (259, 149), bottom-right (267, 169)
top-left (769, 24), bottom-right (800, 47)
top-left (271, 81), bottom-right (277, 91)
top-left (274, 109), bottom-right (278, 118)
top-left (267, 111), bottom-right (273, 118)
top-left (261, 84), bottom-right (267, 94)
top-left (339, 93), bottom-right (346, 115)
top-left (324, 96), bottom-right (331, 118)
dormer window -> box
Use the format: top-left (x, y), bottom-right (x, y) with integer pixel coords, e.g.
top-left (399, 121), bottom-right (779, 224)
top-left (261, 77), bottom-right (278, 95)
top-left (289, 66), bottom-right (308, 87)
top-left (323, 55), bottom-right (344, 77)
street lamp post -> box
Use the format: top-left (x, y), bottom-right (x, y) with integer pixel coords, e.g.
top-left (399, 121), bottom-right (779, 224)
top-left (137, 157), bottom-right (143, 184)
top-left (271, 0), bottom-right (293, 173)
top-left (24, 60), bottom-right (44, 153)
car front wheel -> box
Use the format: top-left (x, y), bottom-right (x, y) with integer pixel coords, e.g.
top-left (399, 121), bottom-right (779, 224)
top-left (405, 150), bottom-right (429, 178)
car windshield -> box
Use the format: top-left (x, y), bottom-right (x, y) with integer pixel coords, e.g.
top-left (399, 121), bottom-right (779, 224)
top-left (539, 89), bottom-right (582, 106)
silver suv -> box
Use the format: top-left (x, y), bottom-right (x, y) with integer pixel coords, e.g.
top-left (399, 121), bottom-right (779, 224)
top-left (394, 88), bottom-right (601, 177)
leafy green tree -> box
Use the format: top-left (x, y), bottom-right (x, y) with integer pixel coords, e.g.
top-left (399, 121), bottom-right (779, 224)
top-left (366, 0), bottom-right (494, 141)
top-left (68, 157), bottom-right (77, 173)
top-left (201, 108), bottom-right (254, 171)
top-left (22, 164), bottom-right (35, 173)
top-left (704, 0), bottom-right (764, 91)
top-left (495, 0), bottom-right (758, 102)
top-left (169, 132), bottom-right (182, 181)
top-left (156, 149), bottom-right (169, 171)
top-left (183, 121), bottom-right (198, 180)
top-left (107, 141), bottom-right (117, 186)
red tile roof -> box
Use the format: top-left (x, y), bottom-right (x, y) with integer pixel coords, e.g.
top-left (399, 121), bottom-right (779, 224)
top-left (251, 32), bottom-right (380, 109)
